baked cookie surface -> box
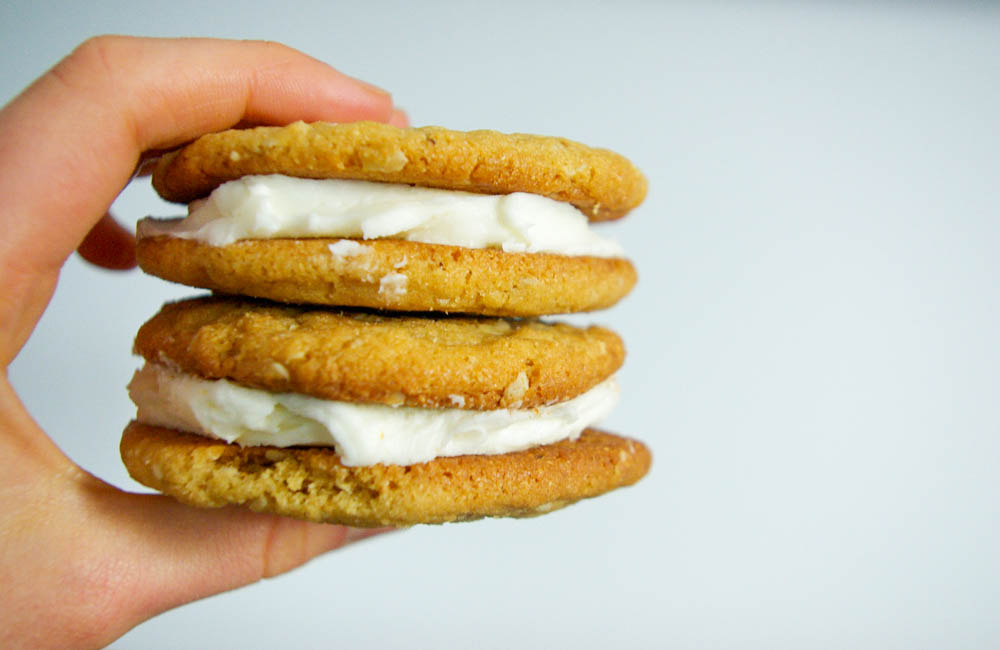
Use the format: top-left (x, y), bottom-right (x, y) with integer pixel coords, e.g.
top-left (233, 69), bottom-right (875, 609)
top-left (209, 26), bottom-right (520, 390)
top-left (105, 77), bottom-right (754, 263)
top-left (136, 236), bottom-right (637, 317)
top-left (121, 423), bottom-right (651, 526)
top-left (152, 121), bottom-right (647, 221)
top-left (135, 295), bottom-right (625, 410)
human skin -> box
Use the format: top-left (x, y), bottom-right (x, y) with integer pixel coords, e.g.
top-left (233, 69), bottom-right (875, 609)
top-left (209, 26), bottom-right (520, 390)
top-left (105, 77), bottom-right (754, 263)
top-left (0, 36), bottom-right (407, 649)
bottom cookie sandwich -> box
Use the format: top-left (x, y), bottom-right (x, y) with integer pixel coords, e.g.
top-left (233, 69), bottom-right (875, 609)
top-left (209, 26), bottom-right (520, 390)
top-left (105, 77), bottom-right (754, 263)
top-left (121, 296), bottom-right (650, 526)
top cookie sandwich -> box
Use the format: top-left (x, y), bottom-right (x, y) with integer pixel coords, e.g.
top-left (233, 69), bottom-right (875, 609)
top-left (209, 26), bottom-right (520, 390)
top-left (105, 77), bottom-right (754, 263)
top-left (138, 121), bottom-right (645, 316)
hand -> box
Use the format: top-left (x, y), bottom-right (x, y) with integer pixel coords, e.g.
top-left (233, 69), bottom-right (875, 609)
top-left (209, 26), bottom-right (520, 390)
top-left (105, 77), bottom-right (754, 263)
top-left (0, 36), bottom-right (407, 649)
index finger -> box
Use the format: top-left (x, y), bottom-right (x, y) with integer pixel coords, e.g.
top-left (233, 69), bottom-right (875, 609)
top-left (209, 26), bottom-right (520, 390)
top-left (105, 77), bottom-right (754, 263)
top-left (0, 36), bottom-right (400, 363)
top-left (0, 36), bottom-right (398, 274)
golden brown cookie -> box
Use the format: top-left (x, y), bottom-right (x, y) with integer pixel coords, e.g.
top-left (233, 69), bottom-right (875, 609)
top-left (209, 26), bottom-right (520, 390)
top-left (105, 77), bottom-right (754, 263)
top-left (135, 295), bottom-right (624, 410)
top-left (152, 121), bottom-right (647, 221)
top-left (121, 423), bottom-right (651, 526)
top-left (136, 236), bottom-right (637, 317)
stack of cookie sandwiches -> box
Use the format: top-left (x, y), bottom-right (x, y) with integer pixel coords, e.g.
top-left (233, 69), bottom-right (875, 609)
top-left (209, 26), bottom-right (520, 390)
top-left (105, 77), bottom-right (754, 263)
top-left (122, 121), bottom-right (651, 526)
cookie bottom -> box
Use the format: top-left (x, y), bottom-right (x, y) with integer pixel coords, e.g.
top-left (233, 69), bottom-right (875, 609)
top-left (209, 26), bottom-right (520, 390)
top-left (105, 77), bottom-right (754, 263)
top-left (120, 422), bottom-right (651, 526)
top-left (136, 236), bottom-right (637, 316)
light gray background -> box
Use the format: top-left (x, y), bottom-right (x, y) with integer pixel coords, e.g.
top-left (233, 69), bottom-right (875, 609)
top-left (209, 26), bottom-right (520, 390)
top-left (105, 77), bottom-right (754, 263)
top-left (3, 1), bottom-right (1000, 648)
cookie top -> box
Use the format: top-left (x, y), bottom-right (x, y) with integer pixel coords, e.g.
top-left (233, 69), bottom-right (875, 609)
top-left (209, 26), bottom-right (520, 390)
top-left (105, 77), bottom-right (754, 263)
top-left (135, 296), bottom-right (625, 410)
top-left (121, 424), bottom-right (652, 526)
top-left (135, 237), bottom-right (637, 317)
top-left (151, 121), bottom-right (647, 221)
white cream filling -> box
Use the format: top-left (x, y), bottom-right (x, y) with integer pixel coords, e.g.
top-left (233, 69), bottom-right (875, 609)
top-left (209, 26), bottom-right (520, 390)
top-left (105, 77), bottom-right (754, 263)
top-left (138, 175), bottom-right (624, 257)
top-left (128, 363), bottom-right (619, 467)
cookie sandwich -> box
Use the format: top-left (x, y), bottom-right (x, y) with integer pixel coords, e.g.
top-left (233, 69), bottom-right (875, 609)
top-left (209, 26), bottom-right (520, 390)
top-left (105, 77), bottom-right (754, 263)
top-left (122, 296), bottom-right (649, 525)
top-left (136, 121), bottom-right (645, 316)
top-left (122, 122), bottom-right (650, 526)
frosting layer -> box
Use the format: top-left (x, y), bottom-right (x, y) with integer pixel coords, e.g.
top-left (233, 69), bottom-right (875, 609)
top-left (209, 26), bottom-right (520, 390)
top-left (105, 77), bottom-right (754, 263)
top-left (128, 363), bottom-right (620, 467)
top-left (138, 175), bottom-right (624, 257)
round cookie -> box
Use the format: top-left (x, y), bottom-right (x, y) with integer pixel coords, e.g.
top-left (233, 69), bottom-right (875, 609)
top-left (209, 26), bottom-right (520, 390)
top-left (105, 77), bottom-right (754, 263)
top-left (136, 237), bottom-right (637, 317)
top-left (121, 423), bottom-right (651, 526)
top-left (152, 121), bottom-right (648, 221)
top-left (134, 295), bottom-right (625, 410)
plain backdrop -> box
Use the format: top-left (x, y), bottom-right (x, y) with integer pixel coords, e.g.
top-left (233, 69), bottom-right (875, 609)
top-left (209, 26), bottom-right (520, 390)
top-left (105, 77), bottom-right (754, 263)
top-left (3, 1), bottom-right (1000, 648)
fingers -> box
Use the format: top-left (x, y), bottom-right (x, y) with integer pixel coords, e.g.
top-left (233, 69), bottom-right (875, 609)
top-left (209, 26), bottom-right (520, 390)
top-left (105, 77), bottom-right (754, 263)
top-left (76, 212), bottom-right (137, 271)
top-left (0, 456), bottom-right (396, 649)
top-left (0, 37), bottom-right (409, 643)
top-left (390, 107), bottom-right (411, 127)
top-left (1, 36), bottom-right (398, 260)
top-left (117, 492), bottom-right (388, 618)
top-left (61, 481), bottom-right (395, 647)
top-left (101, 37), bottom-right (397, 152)
top-left (0, 35), bottom-right (402, 362)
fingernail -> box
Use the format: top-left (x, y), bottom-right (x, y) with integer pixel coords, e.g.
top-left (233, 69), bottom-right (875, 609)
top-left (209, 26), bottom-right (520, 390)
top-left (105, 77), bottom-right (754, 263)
top-left (389, 108), bottom-right (410, 128)
top-left (344, 525), bottom-right (401, 544)
top-left (353, 77), bottom-right (391, 99)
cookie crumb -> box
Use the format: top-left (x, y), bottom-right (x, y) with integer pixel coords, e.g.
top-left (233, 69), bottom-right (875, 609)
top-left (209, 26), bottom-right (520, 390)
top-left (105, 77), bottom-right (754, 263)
top-left (328, 240), bottom-right (371, 258)
top-left (269, 361), bottom-right (290, 381)
top-left (503, 371), bottom-right (530, 407)
top-left (378, 272), bottom-right (409, 299)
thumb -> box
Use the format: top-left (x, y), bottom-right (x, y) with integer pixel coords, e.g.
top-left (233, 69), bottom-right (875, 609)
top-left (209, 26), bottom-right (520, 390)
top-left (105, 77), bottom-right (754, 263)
top-left (38, 473), bottom-right (392, 648)
top-left (97, 482), bottom-right (390, 609)
top-left (0, 378), bottom-right (393, 650)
